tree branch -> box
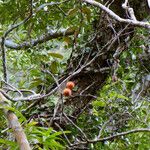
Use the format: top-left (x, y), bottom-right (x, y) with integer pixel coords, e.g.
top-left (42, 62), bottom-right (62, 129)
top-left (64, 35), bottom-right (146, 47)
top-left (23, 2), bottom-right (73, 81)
top-left (92, 128), bottom-right (150, 142)
top-left (72, 128), bottom-right (150, 146)
top-left (82, 0), bottom-right (150, 29)
top-left (3, 29), bottom-right (75, 50)
top-left (122, 0), bottom-right (137, 21)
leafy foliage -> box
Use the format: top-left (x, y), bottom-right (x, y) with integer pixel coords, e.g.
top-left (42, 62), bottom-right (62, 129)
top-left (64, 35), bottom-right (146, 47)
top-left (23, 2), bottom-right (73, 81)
top-left (26, 122), bottom-right (70, 150)
top-left (0, 0), bottom-right (150, 150)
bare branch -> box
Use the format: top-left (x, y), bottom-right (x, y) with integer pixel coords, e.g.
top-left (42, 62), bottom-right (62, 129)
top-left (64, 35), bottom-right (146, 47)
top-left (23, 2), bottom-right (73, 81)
top-left (72, 128), bottom-right (150, 146)
top-left (91, 128), bottom-right (150, 142)
top-left (63, 112), bottom-right (88, 140)
top-left (82, 0), bottom-right (150, 29)
top-left (147, 0), bottom-right (150, 9)
top-left (3, 29), bottom-right (75, 50)
top-left (122, 0), bottom-right (137, 21)
top-left (54, 122), bottom-right (72, 146)
top-left (2, 79), bottom-right (23, 97)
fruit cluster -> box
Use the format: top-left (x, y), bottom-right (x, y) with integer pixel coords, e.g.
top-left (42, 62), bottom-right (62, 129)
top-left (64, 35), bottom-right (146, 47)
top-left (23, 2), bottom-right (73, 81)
top-left (63, 81), bottom-right (75, 96)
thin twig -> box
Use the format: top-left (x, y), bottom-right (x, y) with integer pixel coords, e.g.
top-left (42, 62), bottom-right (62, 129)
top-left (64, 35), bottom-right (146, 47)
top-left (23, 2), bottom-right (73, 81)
top-left (54, 122), bottom-right (72, 146)
top-left (63, 112), bottom-right (88, 140)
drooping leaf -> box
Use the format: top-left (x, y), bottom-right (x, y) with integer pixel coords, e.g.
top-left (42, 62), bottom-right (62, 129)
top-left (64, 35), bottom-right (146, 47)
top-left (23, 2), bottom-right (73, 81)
top-left (48, 52), bottom-right (63, 59)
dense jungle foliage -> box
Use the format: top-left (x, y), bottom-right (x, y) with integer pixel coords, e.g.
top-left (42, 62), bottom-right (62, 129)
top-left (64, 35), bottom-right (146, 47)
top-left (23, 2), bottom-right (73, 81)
top-left (0, 0), bottom-right (150, 149)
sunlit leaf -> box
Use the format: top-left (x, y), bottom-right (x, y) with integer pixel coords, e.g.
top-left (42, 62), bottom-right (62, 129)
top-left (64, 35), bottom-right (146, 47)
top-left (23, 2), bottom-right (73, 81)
top-left (48, 52), bottom-right (63, 59)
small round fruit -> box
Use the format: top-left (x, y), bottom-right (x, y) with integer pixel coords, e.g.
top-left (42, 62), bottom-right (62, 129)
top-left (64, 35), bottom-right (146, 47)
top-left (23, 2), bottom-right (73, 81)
top-left (66, 81), bottom-right (75, 90)
top-left (63, 88), bottom-right (72, 96)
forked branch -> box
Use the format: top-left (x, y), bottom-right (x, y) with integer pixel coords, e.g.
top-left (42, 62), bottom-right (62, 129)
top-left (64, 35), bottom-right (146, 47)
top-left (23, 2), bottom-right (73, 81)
top-left (82, 0), bottom-right (150, 29)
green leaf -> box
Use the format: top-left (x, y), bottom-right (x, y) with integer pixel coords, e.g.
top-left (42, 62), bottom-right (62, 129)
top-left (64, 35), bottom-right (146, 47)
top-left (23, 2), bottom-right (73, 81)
top-left (82, 7), bottom-right (91, 21)
top-left (82, 7), bottom-right (91, 15)
top-left (66, 26), bottom-right (78, 32)
top-left (26, 121), bottom-right (38, 127)
top-left (63, 37), bottom-right (72, 46)
top-left (29, 78), bottom-right (43, 88)
top-left (68, 8), bottom-right (78, 16)
top-left (0, 138), bottom-right (17, 148)
top-left (117, 94), bottom-right (129, 100)
top-left (92, 100), bottom-right (106, 107)
top-left (50, 61), bottom-right (59, 74)
top-left (48, 52), bottom-right (63, 59)
top-left (49, 131), bottom-right (70, 139)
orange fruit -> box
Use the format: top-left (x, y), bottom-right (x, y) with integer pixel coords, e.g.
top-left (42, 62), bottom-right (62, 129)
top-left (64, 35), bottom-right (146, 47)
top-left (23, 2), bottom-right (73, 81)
top-left (63, 88), bottom-right (72, 96)
top-left (66, 81), bottom-right (75, 90)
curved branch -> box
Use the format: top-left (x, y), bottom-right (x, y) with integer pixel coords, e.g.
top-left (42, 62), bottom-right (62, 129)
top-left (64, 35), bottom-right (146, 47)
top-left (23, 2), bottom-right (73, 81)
top-left (92, 128), bottom-right (150, 142)
top-left (3, 29), bottom-right (75, 50)
top-left (122, 0), bottom-right (137, 21)
top-left (72, 128), bottom-right (150, 146)
top-left (82, 0), bottom-right (150, 29)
